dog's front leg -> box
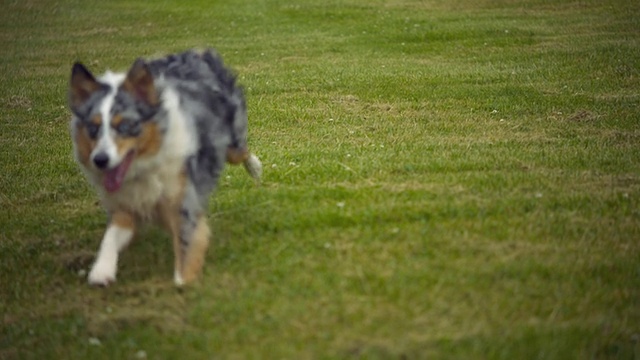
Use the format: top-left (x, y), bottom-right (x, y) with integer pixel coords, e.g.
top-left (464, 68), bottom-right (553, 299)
top-left (88, 211), bottom-right (135, 286)
top-left (156, 197), bottom-right (187, 286)
top-left (180, 215), bottom-right (210, 285)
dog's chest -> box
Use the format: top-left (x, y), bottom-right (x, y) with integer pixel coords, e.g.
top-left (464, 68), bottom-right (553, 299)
top-left (100, 158), bottom-right (185, 219)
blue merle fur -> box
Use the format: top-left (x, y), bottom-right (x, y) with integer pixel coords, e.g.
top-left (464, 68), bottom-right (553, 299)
top-left (144, 50), bottom-right (248, 204)
top-left (144, 50), bottom-right (250, 248)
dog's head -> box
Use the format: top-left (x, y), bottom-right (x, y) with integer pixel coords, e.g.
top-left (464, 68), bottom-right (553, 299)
top-left (69, 60), bottom-right (163, 193)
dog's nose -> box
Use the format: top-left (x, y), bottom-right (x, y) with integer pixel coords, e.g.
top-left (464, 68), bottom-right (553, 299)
top-left (93, 153), bottom-right (109, 169)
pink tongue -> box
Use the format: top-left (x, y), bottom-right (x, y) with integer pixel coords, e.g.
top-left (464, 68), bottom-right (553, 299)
top-left (104, 153), bottom-right (134, 193)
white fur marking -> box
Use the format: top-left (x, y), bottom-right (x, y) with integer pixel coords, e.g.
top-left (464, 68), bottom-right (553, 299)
top-left (160, 87), bottom-right (198, 158)
top-left (88, 224), bottom-right (133, 285)
top-left (93, 72), bottom-right (126, 169)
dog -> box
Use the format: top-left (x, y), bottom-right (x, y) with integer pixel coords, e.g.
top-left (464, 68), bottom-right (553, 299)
top-left (68, 49), bottom-right (262, 286)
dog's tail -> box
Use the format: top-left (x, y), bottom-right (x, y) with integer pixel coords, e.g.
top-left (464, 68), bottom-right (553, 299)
top-left (226, 147), bottom-right (262, 184)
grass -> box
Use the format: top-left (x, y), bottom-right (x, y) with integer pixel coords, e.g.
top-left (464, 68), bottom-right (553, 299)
top-left (1, 0), bottom-right (639, 358)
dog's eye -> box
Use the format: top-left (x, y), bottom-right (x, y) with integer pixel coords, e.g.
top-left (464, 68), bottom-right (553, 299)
top-left (117, 120), bottom-right (130, 134)
top-left (115, 118), bottom-right (140, 136)
top-left (86, 122), bottom-right (100, 139)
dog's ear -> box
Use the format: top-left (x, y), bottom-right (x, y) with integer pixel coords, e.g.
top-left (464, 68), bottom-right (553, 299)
top-left (122, 59), bottom-right (158, 106)
top-left (69, 62), bottom-right (101, 111)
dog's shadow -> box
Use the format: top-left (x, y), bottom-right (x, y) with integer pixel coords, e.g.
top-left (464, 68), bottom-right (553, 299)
top-left (117, 226), bottom-right (175, 283)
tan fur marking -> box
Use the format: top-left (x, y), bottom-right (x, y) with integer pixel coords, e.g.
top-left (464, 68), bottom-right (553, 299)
top-left (74, 123), bottom-right (94, 166)
top-left (110, 114), bottom-right (123, 127)
top-left (90, 115), bottom-right (102, 126)
top-left (137, 122), bottom-right (162, 158)
top-left (226, 147), bottom-right (249, 164)
top-left (110, 211), bottom-right (135, 230)
top-left (181, 216), bottom-right (211, 284)
top-left (113, 136), bottom-right (137, 157)
top-left (74, 115), bottom-right (101, 166)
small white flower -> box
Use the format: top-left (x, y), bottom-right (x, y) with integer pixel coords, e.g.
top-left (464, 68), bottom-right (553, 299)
top-left (337, 202), bottom-right (345, 208)
top-left (289, 162), bottom-right (297, 166)
top-left (491, 109), bottom-right (499, 114)
top-left (346, 154), bottom-right (352, 158)
top-left (89, 337), bottom-right (102, 346)
top-left (271, 164), bottom-right (277, 168)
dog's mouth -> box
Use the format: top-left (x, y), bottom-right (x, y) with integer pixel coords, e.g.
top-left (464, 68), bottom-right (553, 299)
top-left (104, 151), bottom-right (135, 193)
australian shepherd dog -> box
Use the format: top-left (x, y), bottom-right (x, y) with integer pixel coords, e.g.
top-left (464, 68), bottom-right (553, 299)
top-left (68, 49), bottom-right (262, 286)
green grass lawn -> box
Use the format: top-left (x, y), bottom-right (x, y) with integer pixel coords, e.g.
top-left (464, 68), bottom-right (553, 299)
top-left (1, 0), bottom-right (639, 358)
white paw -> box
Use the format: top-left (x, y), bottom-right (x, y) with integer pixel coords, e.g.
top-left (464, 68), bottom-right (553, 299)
top-left (88, 261), bottom-right (116, 286)
top-left (244, 154), bottom-right (263, 182)
top-left (174, 271), bottom-right (185, 287)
